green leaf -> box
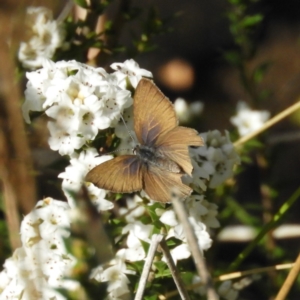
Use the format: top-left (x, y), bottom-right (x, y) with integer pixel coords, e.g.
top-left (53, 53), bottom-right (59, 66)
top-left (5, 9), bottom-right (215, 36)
top-left (104, 20), bottom-right (113, 31)
top-left (129, 260), bottom-right (144, 273)
top-left (166, 238), bottom-right (179, 247)
top-left (228, 0), bottom-right (242, 4)
top-left (241, 14), bottom-right (263, 28)
top-left (73, 0), bottom-right (89, 8)
top-left (223, 51), bottom-right (242, 66)
top-left (252, 62), bottom-right (271, 83)
top-left (228, 187), bottom-right (300, 272)
top-left (146, 203), bottom-right (165, 223)
top-left (153, 261), bottom-right (167, 274)
top-left (225, 197), bottom-right (260, 226)
top-left (139, 239), bottom-right (151, 254)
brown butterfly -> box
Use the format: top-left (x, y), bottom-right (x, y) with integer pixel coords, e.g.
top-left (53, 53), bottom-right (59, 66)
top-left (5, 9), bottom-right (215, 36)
top-left (86, 78), bottom-right (203, 202)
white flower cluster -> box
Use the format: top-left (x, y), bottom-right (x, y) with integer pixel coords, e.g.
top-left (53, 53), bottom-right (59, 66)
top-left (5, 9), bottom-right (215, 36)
top-left (90, 195), bottom-right (153, 299)
top-left (91, 249), bottom-right (135, 300)
top-left (185, 130), bottom-right (240, 191)
top-left (18, 7), bottom-right (66, 69)
top-left (193, 277), bottom-right (239, 300)
top-left (120, 196), bottom-right (154, 262)
top-left (230, 101), bottom-right (270, 136)
top-left (23, 59), bottom-right (152, 156)
top-left (158, 195), bottom-right (218, 264)
top-left (0, 198), bottom-right (76, 300)
top-left (58, 148), bottom-right (114, 211)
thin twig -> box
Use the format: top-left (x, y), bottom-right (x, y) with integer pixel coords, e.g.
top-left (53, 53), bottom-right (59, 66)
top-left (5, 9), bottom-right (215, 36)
top-left (172, 196), bottom-right (219, 300)
top-left (72, 186), bottom-right (115, 265)
top-left (275, 253), bottom-right (300, 300)
top-left (234, 100), bottom-right (300, 147)
top-left (218, 263), bottom-right (294, 281)
top-left (0, 128), bottom-right (21, 250)
top-left (159, 238), bottom-right (191, 300)
top-left (165, 263), bottom-right (294, 298)
top-left (134, 234), bottom-right (164, 300)
top-left (0, 35), bottom-right (37, 213)
top-left (57, 0), bottom-right (74, 23)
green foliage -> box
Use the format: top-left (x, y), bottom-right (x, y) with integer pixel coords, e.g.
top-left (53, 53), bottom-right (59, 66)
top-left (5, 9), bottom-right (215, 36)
top-left (56, 2), bottom-right (174, 65)
top-left (73, 0), bottom-right (89, 9)
top-left (0, 218), bottom-right (10, 266)
top-left (251, 62), bottom-right (271, 83)
top-left (130, 6), bottom-right (174, 55)
top-left (225, 0), bottom-right (269, 103)
top-left (154, 261), bottom-right (171, 278)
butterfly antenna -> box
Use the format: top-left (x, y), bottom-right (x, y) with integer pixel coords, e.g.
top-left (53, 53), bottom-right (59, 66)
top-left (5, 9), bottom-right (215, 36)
top-left (120, 114), bottom-right (136, 144)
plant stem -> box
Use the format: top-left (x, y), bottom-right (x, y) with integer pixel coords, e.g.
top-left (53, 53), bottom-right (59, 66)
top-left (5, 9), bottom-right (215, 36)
top-left (172, 196), bottom-right (219, 300)
top-left (275, 253), bottom-right (300, 300)
top-left (159, 238), bottom-right (191, 300)
top-left (134, 234), bottom-right (164, 300)
top-left (228, 187), bottom-right (300, 272)
top-left (234, 100), bottom-right (300, 147)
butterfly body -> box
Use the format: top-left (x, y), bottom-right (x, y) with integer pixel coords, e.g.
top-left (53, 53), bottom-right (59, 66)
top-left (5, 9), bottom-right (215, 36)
top-left (135, 144), bottom-right (182, 174)
top-left (86, 78), bottom-right (203, 203)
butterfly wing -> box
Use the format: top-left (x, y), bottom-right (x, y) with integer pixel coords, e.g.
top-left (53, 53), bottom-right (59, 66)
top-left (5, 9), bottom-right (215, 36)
top-left (86, 155), bottom-right (143, 193)
top-left (134, 78), bottom-right (177, 146)
top-left (142, 164), bottom-right (192, 203)
top-left (156, 126), bottom-right (203, 176)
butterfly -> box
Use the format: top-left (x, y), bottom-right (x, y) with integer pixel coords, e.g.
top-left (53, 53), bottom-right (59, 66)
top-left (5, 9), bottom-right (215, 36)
top-left (86, 78), bottom-right (203, 202)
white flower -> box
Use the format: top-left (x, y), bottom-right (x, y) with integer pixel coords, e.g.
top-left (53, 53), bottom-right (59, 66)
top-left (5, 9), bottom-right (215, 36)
top-left (0, 198), bottom-right (75, 300)
top-left (86, 183), bottom-right (114, 211)
top-left (123, 234), bottom-right (147, 262)
top-left (119, 195), bottom-right (145, 223)
top-left (218, 280), bottom-right (239, 300)
top-left (111, 59), bottom-right (153, 88)
top-left (187, 130), bottom-right (240, 190)
top-left (186, 195), bottom-right (220, 229)
top-left (122, 221), bottom-right (153, 262)
top-left (122, 221), bottom-right (153, 242)
top-left (190, 218), bottom-right (213, 251)
top-left (91, 250), bottom-right (134, 300)
top-left (230, 101), bottom-right (270, 136)
top-left (169, 244), bottom-right (191, 264)
top-left (192, 276), bottom-right (239, 300)
top-left (159, 210), bottom-right (178, 227)
top-left (192, 275), bottom-right (206, 296)
top-left (59, 148), bottom-right (114, 211)
top-left (18, 7), bottom-right (66, 69)
top-left (47, 121), bottom-right (85, 156)
top-left (174, 98), bottom-right (203, 123)
top-left (96, 84), bottom-right (133, 128)
top-left (159, 207), bottom-right (212, 263)
top-left (22, 60), bottom-right (84, 123)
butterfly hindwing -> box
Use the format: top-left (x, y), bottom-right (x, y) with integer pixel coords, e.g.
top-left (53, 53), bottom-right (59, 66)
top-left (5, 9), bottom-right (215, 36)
top-left (134, 78), bottom-right (177, 146)
top-left (155, 126), bottom-right (203, 176)
top-left (86, 155), bottom-right (143, 193)
top-left (142, 164), bottom-right (192, 203)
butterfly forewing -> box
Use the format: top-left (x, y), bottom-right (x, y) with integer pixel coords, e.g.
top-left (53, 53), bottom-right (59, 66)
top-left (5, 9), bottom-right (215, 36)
top-left (134, 79), bottom-right (177, 146)
top-left (155, 126), bottom-right (203, 176)
top-left (86, 155), bottom-right (143, 193)
top-left (142, 164), bottom-right (192, 203)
